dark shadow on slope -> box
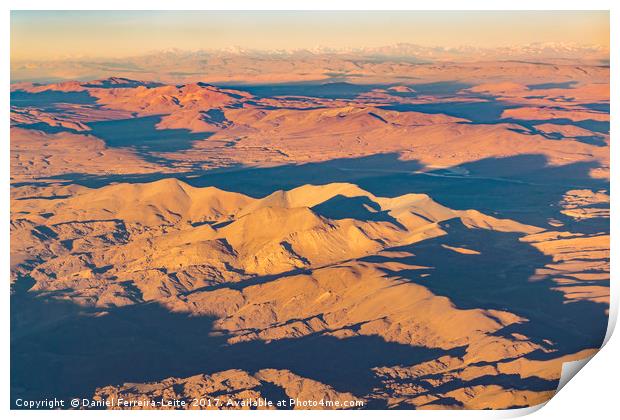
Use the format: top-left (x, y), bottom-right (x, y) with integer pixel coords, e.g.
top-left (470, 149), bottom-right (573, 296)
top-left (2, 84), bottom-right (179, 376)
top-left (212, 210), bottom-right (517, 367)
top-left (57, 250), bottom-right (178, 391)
top-left (220, 81), bottom-right (475, 100)
top-left (422, 373), bottom-right (557, 394)
top-left (501, 117), bottom-right (609, 134)
top-left (256, 382), bottom-right (293, 409)
top-left (311, 194), bottom-right (405, 228)
top-left (230, 335), bottom-right (462, 400)
top-left (380, 100), bottom-right (514, 123)
top-left (11, 171), bottom-right (192, 189)
top-left (380, 105), bottom-right (609, 135)
top-left (182, 153), bottom-right (426, 197)
top-left (510, 126), bottom-right (608, 147)
top-left (582, 103), bottom-right (610, 113)
top-left (527, 81), bottom-right (577, 90)
top-left (184, 268), bottom-right (310, 295)
top-left (12, 122), bottom-right (84, 135)
top-left (10, 90), bottom-right (98, 109)
top-left (353, 154), bottom-right (608, 229)
top-left (366, 219), bottom-right (608, 357)
top-left (219, 82), bottom-right (384, 99)
top-left (11, 294), bottom-right (219, 405)
top-left (202, 108), bottom-right (231, 127)
top-left (11, 287), bottom-right (459, 408)
top-left (87, 115), bottom-right (211, 153)
top-left (573, 135), bottom-right (607, 147)
top-left (384, 371), bottom-right (559, 409)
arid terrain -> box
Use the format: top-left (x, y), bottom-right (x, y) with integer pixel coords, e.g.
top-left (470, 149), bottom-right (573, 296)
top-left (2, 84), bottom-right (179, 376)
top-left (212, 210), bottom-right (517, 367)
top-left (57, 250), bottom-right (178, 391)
top-left (10, 50), bottom-right (610, 409)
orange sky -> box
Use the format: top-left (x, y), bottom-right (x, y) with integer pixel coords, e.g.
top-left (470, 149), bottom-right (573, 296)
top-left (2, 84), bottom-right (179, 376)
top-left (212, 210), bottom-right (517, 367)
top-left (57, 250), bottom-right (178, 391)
top-left (11, 11), bottom-right (609, 61)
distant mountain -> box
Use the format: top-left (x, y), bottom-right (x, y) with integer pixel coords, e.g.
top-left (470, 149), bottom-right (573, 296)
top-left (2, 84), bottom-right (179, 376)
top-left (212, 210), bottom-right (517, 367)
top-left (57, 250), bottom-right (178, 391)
top-left (11, 43), bottom-right (608, 84)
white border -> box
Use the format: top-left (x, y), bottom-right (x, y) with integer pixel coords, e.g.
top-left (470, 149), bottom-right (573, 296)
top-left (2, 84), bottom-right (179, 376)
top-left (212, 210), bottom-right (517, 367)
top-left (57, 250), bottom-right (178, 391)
top-left (3, 1), bottom-right (618, 10)
top-left (3, 1), bottom-right (617, 418)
